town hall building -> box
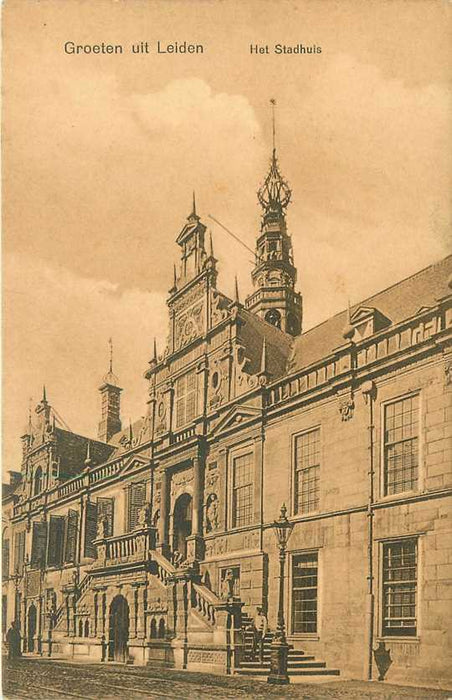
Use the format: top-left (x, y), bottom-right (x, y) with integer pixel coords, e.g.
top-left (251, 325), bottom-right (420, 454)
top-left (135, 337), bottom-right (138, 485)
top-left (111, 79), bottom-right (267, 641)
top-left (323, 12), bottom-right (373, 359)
top-left (2, 142), bottom-right (452, 687)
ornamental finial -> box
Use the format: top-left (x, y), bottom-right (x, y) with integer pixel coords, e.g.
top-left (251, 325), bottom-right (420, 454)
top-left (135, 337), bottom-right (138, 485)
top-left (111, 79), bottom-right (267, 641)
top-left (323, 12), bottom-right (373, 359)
top-left (257, 100), bottom-right (291, 215)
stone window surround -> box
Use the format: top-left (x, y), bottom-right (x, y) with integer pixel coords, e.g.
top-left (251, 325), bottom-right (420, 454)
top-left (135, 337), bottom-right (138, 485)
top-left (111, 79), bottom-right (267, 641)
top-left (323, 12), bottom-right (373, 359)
top-left (379, 390), bottom-right (423, 501)
top-left (287, 546), bottom-right (322, 640)
top-left (290, 424), bottom-right (322, 518)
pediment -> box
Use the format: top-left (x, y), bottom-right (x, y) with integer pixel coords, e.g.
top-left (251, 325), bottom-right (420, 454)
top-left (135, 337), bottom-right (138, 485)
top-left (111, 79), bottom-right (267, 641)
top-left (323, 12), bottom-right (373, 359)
top-left (350, 305), bottom-right (391, 333)
top-left (210, 404), bottom-right (262, 436)
top-left (415, 305), bottom-right (433, 315)
top-left (350, 306), bottom-right (377, 323)
top-left (120, 454), bottom-right (149, 475)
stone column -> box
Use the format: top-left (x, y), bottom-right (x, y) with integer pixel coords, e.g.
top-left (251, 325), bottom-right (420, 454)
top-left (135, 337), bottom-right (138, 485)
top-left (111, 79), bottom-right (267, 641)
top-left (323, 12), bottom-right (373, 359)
top-left (191, 456), bottom-right (203, 535)
top-left (186, 456), bottom-right (204, 562)
top-left (158, 469), bottom-right (171, 558)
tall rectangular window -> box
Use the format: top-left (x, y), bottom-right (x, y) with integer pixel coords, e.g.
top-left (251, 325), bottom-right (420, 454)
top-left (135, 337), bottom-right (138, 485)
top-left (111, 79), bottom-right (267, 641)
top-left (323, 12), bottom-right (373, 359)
top-left (384, 395), bottom-right (419, 495)
top-left (294, 429), bottom-right (320, 514)
top-left (292, 552), bottom-right (318, 634)
top-left (232, 453), bottom-right (253, 528)
top-left (14, 530), bottom-right (26, 576)
top-left (97, 497), bottom-right (115, 537)
top-left (47, 516), bottom-right (65, 567)
top-left (383, 539), bottom-right (417, 637)
top-left (175, 370), bottom-right (197, 429)
top-left (64, 509), bottom-right (79, 564)
top-left (127, 482), bottom-right (146, 532)
top-left (2, 539), bottom-right (10, 581)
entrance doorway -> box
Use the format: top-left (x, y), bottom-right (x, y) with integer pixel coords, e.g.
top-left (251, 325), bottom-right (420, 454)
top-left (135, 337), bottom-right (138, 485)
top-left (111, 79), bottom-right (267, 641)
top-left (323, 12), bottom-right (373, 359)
top-left (172, 493), bottom-right (192, 559)
top-left (27, 603), bottom-right (37, 652)
top-left (108, 595), bottom-right (129, 662)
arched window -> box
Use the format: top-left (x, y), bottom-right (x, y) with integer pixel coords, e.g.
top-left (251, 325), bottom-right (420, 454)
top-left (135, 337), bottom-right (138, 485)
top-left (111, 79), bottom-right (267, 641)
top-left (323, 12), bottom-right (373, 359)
top-left (78, 619), bottom-right (83, 637)
top-left (84, 619), bottom-right (90, 638)
top-left (34, 467), bottom-right (43, 496)
top-left (265, 309), bottom-right (281, 329)
top-left (150, 618), bottom-right (157, 639)
top-left (158, 618), bottom-right (166, 639)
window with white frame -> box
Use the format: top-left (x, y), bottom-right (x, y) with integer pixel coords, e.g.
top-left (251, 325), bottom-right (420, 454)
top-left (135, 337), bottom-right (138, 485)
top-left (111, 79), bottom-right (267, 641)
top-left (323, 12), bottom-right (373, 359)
top-left (291, 552), bottom-right (318, 634)
top-left (294, 429), bottom-right (320, 514)
top-left (175, 370), bottom-right (197, 429)
top-left (382, 539), bottom-right (418, 637)
top-left (232, 452), bottom-right (254, 528)
top-left (383, 395), bottom-right (419, 495)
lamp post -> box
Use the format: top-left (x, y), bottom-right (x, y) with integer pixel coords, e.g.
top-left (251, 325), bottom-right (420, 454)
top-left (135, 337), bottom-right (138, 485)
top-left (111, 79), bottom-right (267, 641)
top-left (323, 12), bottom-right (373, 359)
top-left (267, 504), bottom-right (294, 685)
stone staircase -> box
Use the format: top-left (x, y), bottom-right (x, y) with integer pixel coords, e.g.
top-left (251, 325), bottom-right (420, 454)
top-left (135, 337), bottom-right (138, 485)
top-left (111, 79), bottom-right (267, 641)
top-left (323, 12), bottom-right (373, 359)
top-left (236, 613), bottom-right (340, 679)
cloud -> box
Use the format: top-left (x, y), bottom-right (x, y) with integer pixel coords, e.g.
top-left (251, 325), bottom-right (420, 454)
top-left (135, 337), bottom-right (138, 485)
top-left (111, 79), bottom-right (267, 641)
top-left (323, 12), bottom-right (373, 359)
top-left (3, 251), bottom-right (167, 469)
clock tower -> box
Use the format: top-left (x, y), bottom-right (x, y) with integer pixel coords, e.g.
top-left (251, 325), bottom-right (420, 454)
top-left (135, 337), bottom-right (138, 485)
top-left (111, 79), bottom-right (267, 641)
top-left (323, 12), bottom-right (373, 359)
top-left (245, 134), bottom-right (302, 336)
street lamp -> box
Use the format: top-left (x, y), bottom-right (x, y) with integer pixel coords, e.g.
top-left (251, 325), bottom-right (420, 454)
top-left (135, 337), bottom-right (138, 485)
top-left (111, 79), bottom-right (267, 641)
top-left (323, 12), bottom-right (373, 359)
top-left (267, 503), bottom-right (294, 685)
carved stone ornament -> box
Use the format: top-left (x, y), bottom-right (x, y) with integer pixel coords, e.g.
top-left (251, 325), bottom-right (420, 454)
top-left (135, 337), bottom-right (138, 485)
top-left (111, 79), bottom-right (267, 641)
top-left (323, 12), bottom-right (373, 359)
top-left (339, 396), bottom-right (355, 421)
top-left (170, 469), bottom-right (194, 499)
top-left (205, 493), bottom-right (219, 533)
top-left (445, 362), bottom-right (452, 386)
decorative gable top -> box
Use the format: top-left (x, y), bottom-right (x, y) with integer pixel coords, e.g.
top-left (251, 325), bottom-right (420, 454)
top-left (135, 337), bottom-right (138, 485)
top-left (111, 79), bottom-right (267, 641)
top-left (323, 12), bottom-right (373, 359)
top-left (210, 404), bottom-right (262, 437)
top-left (349, 305), bottom-right (391, 339)
top-left (119, 453), bottom-right (149, 476)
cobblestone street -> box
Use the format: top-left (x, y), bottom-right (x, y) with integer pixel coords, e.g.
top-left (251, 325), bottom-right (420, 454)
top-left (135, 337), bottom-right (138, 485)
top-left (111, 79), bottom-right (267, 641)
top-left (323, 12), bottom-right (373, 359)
top-left (2, 658), bottom-right (451, 700)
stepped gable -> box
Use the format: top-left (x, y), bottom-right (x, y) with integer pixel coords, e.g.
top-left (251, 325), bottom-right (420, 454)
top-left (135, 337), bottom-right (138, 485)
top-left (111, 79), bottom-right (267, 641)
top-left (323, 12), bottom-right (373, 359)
top-left (288, 254), bottom-right (452, 373)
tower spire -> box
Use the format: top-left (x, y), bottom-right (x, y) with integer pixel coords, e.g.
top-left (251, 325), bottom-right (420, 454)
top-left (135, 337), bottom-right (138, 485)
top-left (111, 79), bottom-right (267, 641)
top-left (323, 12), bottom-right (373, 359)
top-left (245, 100), bottom-right (302, 336)
top-left (42, 385), bottom-right (47, 404)
top-left (84, 440), bottom-right (92, 468)
top-left (260, 338), bottom-right (267, 375)
top-left (270, 98), bottom-right (276, 152)
top-left (209, 230), bottom-right (214, 258)
top-left (153, 337), bottom-right (158, 362)
top-left (108, 337), bottom-right (113, 374)
top-left (234, 275), bottom-right (240, 304)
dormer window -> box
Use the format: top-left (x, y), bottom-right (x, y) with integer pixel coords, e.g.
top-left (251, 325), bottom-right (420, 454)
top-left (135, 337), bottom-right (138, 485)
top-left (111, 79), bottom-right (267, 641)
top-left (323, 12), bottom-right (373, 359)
top-left (350, 306), bottom-right (391, 340)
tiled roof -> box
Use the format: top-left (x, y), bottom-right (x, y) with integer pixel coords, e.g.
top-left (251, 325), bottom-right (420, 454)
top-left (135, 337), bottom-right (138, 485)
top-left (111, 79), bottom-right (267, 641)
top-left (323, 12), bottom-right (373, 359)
top-left (288, 255), bottom-right (452, 373)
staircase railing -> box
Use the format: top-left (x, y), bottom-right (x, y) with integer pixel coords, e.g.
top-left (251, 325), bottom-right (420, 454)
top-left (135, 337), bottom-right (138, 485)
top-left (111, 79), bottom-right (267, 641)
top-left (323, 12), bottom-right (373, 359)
top-left (95, 527), bottom-right (156, 564)
top-left (151, 550), bottom-right (176, 585)
top-left (190, 582), bottom-right (221, 627)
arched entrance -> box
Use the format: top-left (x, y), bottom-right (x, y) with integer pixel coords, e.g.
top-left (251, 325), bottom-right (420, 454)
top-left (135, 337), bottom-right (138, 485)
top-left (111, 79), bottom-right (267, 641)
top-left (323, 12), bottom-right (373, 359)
top-left (108, 595), bottom-right (129, 663)
top-left (172, 493), bottom-right (192, 559)
top-left (27, 603), bottom-right (37, 652)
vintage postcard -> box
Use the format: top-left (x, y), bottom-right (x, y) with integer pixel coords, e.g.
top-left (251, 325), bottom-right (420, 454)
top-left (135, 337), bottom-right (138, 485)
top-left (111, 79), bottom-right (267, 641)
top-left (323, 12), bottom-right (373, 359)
top-left (2, 1), bottom-right (451, 698)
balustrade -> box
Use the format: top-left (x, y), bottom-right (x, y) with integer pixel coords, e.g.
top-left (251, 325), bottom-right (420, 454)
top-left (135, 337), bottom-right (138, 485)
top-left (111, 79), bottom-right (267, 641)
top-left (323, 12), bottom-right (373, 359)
top-left (95, 528), bottom-right (156, 566)
top-left (171, 425), bottom-right (196, 444)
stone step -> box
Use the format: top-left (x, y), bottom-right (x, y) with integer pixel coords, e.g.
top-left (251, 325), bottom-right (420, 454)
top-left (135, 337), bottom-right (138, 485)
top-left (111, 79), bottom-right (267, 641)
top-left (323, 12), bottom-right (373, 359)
top-left (240, 660), bottom-right (326, 670)
top-left (236, 667), bottom-right (340, 677)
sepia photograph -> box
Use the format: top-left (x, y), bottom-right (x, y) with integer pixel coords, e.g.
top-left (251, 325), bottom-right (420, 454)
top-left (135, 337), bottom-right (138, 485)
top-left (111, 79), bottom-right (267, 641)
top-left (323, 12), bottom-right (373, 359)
top-left (2, 1), bottom-right (451, 697)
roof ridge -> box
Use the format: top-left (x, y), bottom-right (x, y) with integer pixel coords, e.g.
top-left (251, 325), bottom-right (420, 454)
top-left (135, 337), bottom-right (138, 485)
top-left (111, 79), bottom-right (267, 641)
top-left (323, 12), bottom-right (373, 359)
top-left (300, 254), bottom-right (452, 339)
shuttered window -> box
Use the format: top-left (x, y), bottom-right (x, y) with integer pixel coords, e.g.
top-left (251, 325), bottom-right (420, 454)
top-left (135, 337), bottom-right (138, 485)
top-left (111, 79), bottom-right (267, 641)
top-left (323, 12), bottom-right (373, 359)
top-left (127, 483), bottom-right (146, 532)
top-left (64, 509), bottom-right (78, 563)
top-left (84, 502), bottom-right (98, 558)
top-left (31, 521), bottom-right (48, 569)
top-left (97, 497), bottom-right (114, 537)
top-left (14, 530), bottom-right (26, 575)
top-left (47, 516), bottom-right (65, 567)
top-left (175, 371), bottom-right (197, 429)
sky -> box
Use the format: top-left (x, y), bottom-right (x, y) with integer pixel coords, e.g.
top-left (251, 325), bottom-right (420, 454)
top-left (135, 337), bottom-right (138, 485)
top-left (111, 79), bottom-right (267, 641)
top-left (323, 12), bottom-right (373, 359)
top-left (2, 0), bottom-right (451, 472)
